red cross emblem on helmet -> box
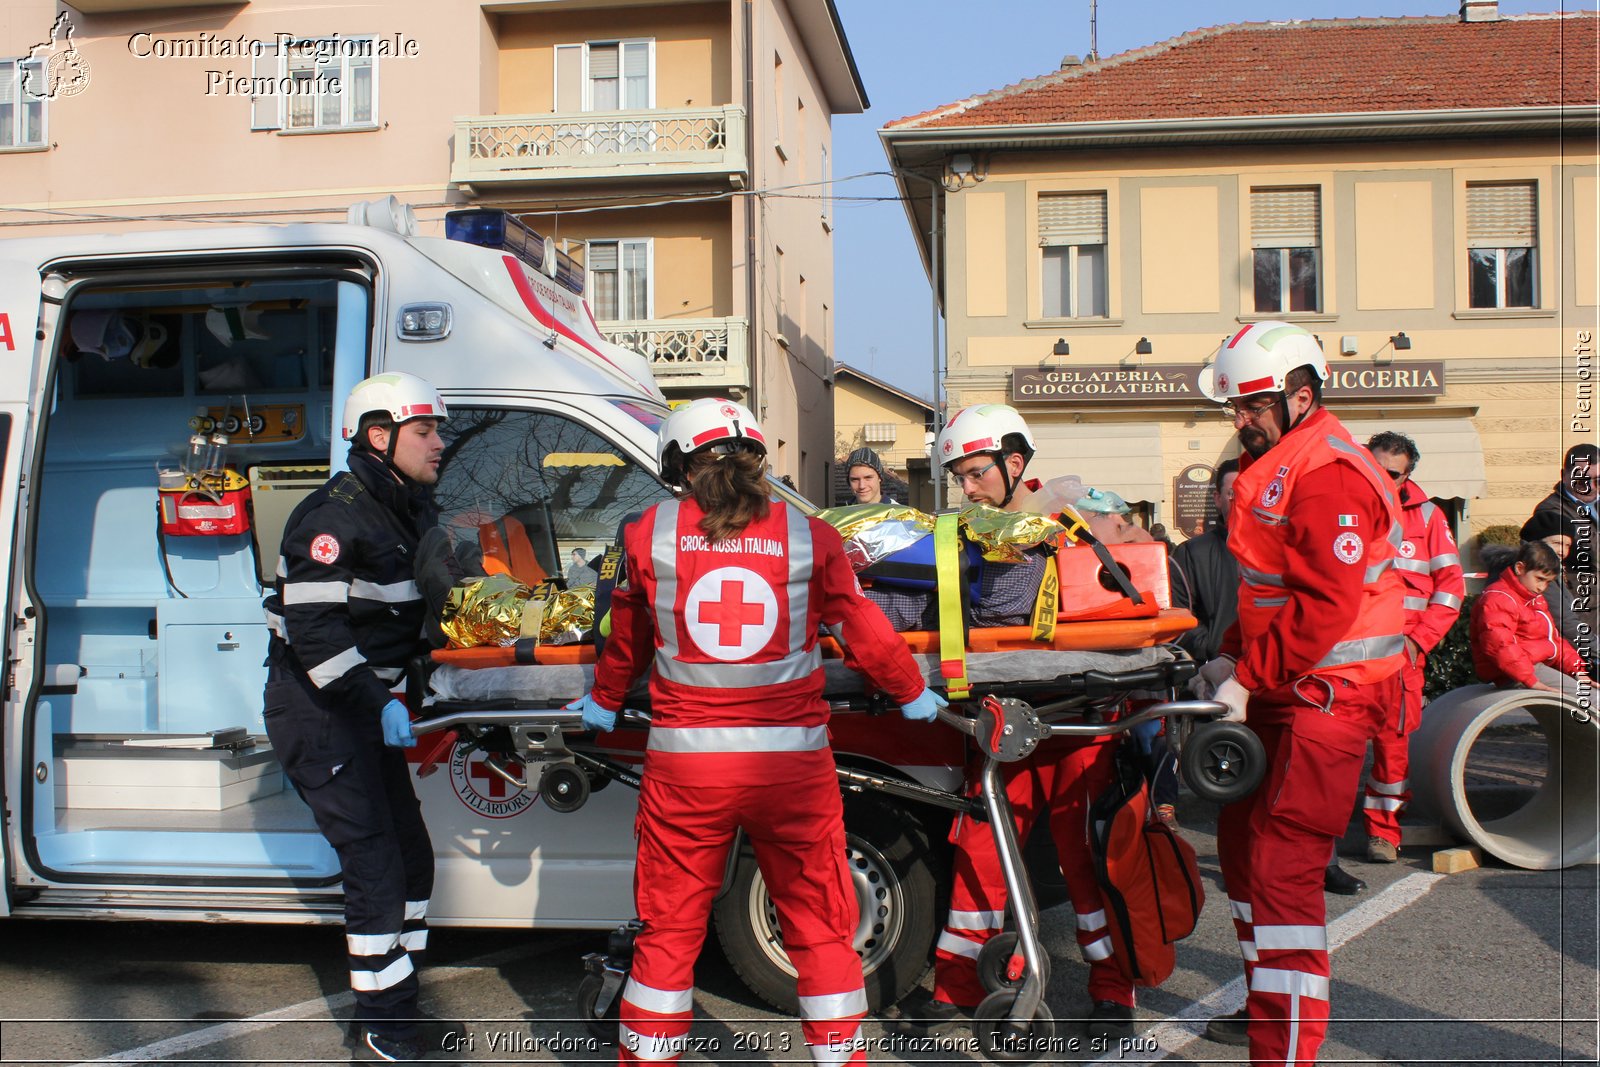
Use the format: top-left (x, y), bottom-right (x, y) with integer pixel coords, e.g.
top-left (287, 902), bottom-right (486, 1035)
top-left (942, 439), bottom-right (954, 456)
top-left (719, 404), bottom-right (739, 418)
top-left (1217, 373), bottom-right (1229, 392)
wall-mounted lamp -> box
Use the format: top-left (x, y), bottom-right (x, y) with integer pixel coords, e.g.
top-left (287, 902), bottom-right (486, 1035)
top-left (1135, 337), bottom-right (1154, 355)
top-left (942, 152), bottom-right (988, 192)
top-left (1052, 338), bottom-right (1071, 356)
top-left (1391, 331), bottom-right (1413, 351)
top-left (1339, 335), bottom-right (1360, 357)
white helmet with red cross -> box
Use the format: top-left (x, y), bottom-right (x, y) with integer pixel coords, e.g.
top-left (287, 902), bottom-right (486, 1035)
top-left (340, 371), bottom-right (449, 441)
top-left (936, 403), bottom-right (1036, 469)
top-left (1199, 321), bottom-right (1329, 403)
top-left (658, 397), bottom-right (767, 487)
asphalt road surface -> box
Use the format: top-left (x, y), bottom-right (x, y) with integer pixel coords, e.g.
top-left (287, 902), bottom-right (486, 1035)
top-left (0, 796), bottom-right (1594, 1066)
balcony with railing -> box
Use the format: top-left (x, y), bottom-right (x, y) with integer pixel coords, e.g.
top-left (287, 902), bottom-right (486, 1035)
top-left (451, 105), bottom-right (747, 188)
top-left (600, 317), bottom-right (750, 395)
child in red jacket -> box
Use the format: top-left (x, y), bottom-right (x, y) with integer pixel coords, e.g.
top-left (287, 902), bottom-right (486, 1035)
top-left (1472, 540), bottom-right (1593, 692)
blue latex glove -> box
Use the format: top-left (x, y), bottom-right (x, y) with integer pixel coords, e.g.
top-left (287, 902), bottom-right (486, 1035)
top-left (380, 699), bottom-right (416, 748)
top-left (566, 692), bottom-right (617, 733)
top-left (900, 687), bottom-right (948, 722)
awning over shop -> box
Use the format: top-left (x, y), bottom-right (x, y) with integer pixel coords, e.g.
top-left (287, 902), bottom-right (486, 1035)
top-left (1028, 421), bottom-right (1167, 505)
top-left (1341, 417), bottom-right (1487, 500)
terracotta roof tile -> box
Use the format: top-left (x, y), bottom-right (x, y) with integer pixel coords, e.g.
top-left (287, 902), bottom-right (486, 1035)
top-left (885, 14), bottom-right (1598, 129)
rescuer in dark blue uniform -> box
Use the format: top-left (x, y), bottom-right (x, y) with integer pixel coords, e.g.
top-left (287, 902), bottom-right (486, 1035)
top-left (262, 371), bottom-right (447, 1062)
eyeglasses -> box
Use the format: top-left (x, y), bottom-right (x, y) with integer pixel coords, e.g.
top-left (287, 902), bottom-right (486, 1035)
top-left (1384, 467), bottom-right (1408, 482)
top-left (1221, 397), bottom-right (1279, 425)
top-left (949, 459), bottom-right (999, 487)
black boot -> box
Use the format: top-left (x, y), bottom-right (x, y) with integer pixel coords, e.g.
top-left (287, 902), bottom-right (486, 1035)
top-left (1204, 1007), bottom-right (1249, 1046)
top-left (1324, 862), bottom-right (1367, 895)
top-left (887, 989), bottom-right (968, 1037)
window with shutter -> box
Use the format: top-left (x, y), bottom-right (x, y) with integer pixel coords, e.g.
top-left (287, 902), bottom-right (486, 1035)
top-left (1466, 181), bottom-right (1538, 308)
top-left (1039, 192), bottom-right (1109, 319)
top-left (1250, 186), bottom-right (1322, 313)
top-left (249, 43), bottom-right (280, 130)
top-left (274, 38), bottom-right (379, 133)
top-left (1039, 193), bottom-right (1107, 247)
top-left (0, 58), bottom-right (46, 149)
top-left (587, 239), bottom-right (651, 321)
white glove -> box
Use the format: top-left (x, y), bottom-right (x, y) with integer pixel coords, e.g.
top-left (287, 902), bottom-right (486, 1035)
top-left (1188, 655), bottom-right (1236, 700)
top-left (1213, 676), bottom-right (1250, 723)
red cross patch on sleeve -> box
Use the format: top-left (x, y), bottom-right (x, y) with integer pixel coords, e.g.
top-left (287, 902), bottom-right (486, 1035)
top-left (1333, 532), bottom-right (1364, 565)
top-left (310, 533), bottom-right (341, 565)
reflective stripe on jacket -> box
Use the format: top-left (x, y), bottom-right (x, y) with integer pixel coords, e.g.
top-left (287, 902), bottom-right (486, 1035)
top-left (591, 496), bottom-right (925, 785)
top-left (1230, 412), bottom-right (1407, 687)
top-left (1392, 481), bottom-right (1466, 653)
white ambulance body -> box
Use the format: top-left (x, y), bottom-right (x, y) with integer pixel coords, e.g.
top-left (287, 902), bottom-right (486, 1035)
top-left (0, 207), bottom-right (951, 1010)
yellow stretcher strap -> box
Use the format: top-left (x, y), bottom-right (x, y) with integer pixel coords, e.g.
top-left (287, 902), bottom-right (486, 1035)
top-left (934, 512), bottom-right (970, 700)
top-left (1030, 560), bottom-right (1059, 643)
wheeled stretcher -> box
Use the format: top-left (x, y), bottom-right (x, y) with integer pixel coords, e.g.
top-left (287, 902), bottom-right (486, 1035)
top-left (408, 615), bottom-right (1266, 1064)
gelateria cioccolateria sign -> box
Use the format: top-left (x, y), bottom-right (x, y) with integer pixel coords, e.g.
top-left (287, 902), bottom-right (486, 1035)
top-left (1011, 362), bottom-right (1446, 402)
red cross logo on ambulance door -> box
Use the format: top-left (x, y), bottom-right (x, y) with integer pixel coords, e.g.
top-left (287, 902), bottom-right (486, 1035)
top-left (685, 567), bottom-right (779, 660)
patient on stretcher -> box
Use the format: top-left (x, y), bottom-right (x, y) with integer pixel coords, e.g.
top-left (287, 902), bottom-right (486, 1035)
top-left (820, 502), bottom-right (1166, 634)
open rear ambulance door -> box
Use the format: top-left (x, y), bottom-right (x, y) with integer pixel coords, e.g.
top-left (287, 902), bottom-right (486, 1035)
top-left (0, 264), bottom-right (45, 918)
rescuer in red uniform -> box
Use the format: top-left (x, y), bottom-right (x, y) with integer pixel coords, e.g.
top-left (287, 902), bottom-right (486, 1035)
top-left (1194, 322), bottom-right (1407, 1064)
top-left (1359, 432), bottom-right (1465, 863)
top-left (565, 397), bottom-right (945, 1066)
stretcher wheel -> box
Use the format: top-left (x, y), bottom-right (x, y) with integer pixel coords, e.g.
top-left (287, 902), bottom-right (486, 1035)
top-left (1180, 721), bottom-right (1265, 804)
top-left (972, 990), bottom-right (1055, 1063)
top-left (539, 763), bottom-right (590, 813)
top-left (976, 933), bottom-right (1049, 994)
top-left (575, 973), bottom-right (620, 1046)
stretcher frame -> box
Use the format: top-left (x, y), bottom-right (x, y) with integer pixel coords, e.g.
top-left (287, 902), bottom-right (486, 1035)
top-left (408, 647), bottom-right (1236, 1064)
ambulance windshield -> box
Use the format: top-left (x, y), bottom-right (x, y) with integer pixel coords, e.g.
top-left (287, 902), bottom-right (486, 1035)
top-left (432, 406), bottom-right (671, 585)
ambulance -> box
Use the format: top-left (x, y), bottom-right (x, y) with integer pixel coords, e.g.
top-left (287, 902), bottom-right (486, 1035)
top-left (0, 199), bottom-right (953, 1012)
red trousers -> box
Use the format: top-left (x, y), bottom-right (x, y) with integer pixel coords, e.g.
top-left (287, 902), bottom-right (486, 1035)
top-left (933, 737), bottom-right (1132, 1009)
top-left (619, 771), bottom-right (866, 1065)
top-left (1217, 673), bottom-right (1396, 1067)
top-left (1364, 652), bottom-right (1425, 847)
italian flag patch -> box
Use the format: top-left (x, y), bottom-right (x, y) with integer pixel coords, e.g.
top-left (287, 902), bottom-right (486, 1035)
top-left (1338, 514), bottom-right (1358, 527)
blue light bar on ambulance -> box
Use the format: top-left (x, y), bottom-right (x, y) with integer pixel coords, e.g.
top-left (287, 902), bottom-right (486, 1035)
top-left (444, 209), bottom-right (585, 297)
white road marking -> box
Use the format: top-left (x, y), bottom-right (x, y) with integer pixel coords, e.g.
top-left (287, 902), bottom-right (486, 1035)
top-left (1110, 871), bottom-right (1445, 1065)
top-left (65, 938), bottom-right (573, 1065)
top-left (66, 873), bottom-right (1443, 1065)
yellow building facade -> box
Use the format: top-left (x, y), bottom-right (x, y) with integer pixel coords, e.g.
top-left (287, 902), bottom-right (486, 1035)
top-left (883, 7), bottom-right (1598, 561)
top-left (832, 363), bottom-right (934, 507)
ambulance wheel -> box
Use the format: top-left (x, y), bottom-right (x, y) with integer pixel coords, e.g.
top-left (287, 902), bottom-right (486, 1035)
top-left (575, 973), bottom-right (620, 1046)
top-left (976, 933), bottom-right (1049, 994)
top-left (539, 764), bottom-right (590, 813)
top-left (713, 793), bottom-right (939, 1013)
top-left (972, 990), bottom-right (1055, 1063)
top-left (1180, 721), bottom-right (1265, 805)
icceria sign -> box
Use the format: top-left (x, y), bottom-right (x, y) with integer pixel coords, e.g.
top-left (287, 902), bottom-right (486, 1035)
top-left (1011, 361), bottom-right (1445, 403)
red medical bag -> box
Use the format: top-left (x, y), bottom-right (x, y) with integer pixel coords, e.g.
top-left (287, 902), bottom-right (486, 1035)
top-left (1090, 756), bottom-right (1205, 987)
top-left (158, 470), bottom-right (252, 537)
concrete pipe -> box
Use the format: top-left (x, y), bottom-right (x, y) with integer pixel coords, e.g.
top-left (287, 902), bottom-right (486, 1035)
top-left (1409, 683), bottom-right (1598, 870)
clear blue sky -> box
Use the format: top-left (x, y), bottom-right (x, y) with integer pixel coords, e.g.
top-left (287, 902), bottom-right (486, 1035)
top-left (828, 0), bottom-right (1591, 401)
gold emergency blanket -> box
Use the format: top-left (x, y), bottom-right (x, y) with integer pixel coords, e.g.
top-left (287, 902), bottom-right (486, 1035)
top-left (441, 574), bottom-right (595, 648)
top-left (958, 505), bottom-right (1069, 563)
top-left (816, 504), bottom-right (935, 571)
top-left (817, 503), bottom-right (1087, 570)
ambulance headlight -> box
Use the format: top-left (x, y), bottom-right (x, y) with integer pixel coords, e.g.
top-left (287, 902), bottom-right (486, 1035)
top-left (397, 303), bottom-right (452, 342)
